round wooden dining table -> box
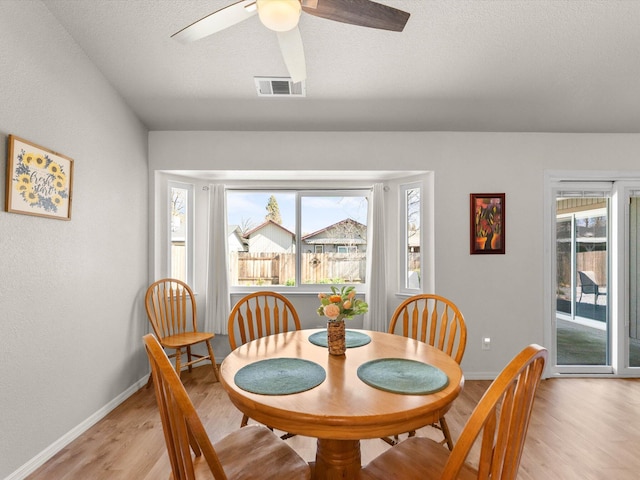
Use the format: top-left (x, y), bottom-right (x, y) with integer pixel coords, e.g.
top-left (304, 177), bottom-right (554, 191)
top-left (219, 329), bottom-right (464, 480)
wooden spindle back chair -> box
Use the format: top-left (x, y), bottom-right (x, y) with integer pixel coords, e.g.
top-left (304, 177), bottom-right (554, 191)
top-left (386, 294), bottom-right (467, 449)
top-left (145, 278), bottom-right (218, 384)
top-left (143, 334), bottom-right (311, 480)
top-left (389, 294), bottom-right (467, 364)
top-left (360, 344), bottom-right (548, 480)
top-left (228, 291), bottom-right (301, 350)
top-left (227, 291), bottom-right (301, 434)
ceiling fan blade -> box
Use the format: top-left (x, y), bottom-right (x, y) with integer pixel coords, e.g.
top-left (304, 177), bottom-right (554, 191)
top-left (172, 0), bottom-right (257, 43)
top-left (302, 0), bottom-right (410, 32)
top-left (277, 27), bottom-right (306, 83)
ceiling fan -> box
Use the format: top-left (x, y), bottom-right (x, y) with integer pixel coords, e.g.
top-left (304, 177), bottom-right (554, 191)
top-left (171, 0), bottom-right (410, 83)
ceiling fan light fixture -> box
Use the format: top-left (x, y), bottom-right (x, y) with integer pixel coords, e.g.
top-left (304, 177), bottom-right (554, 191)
top-left (257, 0), bottom-right (301, 32)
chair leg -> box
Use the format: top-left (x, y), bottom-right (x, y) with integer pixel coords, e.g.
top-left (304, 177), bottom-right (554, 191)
top-left (205, 340), bottom-right (220, 382)
top-left (240, 412), bottom-right (295, 440)
top-left (175, 348), bottom-right (182, 380)
top-left (439, 416), bottom-right (454, 451)
top-left (145, 371), bottom-right (153, 389)
top-left (186, 346), bottom-right (193, 373)
top-left (380, 436), bottom-right (397, 446)
top-left (240, 414), bottom-right (249, 427)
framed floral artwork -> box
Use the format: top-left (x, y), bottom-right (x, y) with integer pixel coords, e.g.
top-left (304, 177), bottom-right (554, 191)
top-left (470, 193), bottom-right (505, 254)
top-left (5, 135), bottom-right (74, 220)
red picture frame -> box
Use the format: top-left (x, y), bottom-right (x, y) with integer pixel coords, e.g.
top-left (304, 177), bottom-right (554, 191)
top-left (470, 193), bottom-right (505, 255)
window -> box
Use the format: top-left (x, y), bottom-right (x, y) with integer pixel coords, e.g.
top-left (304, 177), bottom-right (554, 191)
top-left (400, 182), bottom-right (421, 291)
top-left (169, 182), bottom-right (193, 285)
top-left (226, 189), bottom-right (369, 288)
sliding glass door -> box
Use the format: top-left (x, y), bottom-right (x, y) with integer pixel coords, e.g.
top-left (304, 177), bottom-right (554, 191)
top-left (555, 191), bottom-right (609, 370)
top-left (629, 193), bottom-right (640, 368)
top-left (549, 178), bottom-right (640, 376)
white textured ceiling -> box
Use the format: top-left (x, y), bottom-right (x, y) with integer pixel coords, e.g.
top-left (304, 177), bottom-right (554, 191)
top-left (43, 0), bottom-right (640, 132)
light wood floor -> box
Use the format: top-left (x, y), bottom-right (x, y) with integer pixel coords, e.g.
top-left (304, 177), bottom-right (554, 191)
top-left (26, 367), bottom-right (640, 480)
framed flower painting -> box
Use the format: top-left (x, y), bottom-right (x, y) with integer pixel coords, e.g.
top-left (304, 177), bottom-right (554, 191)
top-left (470, 193), bottom-right (505, 255)
top-left (5, 135), bottom-right (74, 220)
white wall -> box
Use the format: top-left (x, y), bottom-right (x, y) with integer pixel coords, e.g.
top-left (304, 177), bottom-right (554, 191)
top-left (0, 2), bottom-right (148, 478)
top-left (149, 131), bottom-right (640, 378)
top-left (13, 2), bottom-right (640, 478)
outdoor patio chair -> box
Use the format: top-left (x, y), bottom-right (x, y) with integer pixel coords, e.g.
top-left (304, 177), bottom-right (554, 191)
top-left (578, 271), bottom-right (603, 304)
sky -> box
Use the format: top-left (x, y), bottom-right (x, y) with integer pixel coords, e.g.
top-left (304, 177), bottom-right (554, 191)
top-left (227, 191), bottom-right (368, 234)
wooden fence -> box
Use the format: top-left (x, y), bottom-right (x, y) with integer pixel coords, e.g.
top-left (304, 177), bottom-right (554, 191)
top-left (230, 252), bottom-right (368, 285)
top-left (557, 250), bottom-right (607, 288)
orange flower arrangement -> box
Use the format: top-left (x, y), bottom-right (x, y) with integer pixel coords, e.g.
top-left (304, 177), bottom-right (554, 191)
top-left (317, 286), bottom-right (368, 322)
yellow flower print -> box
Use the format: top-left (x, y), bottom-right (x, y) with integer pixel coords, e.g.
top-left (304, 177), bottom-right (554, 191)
top-left (48, 162), bottom-right (62, 175)
top-left (15, 182), bottom-right (31, 194)
top-left (33, 154), bottom-right (46, 168)
top-left (53, 176), bottom-right (66, 191)
top-left (51, 194), bottom-right (63, 207)
top-left (25, 190), bottom-right (39, 205)
top-left (23, 152), bottom-right (37, 166)
top-left (17, 173), bottom-right (31, 186)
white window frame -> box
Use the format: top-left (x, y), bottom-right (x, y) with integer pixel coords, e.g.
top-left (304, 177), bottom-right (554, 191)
top-left (226, 188), bottom-right (371, 294)
top-left (168, 181), bottom-right (194, 287)
top-left (399, 181), bottom-right (423, 294)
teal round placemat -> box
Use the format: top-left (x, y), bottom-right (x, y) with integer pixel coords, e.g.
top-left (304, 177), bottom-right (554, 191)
top-left (357, 358), bottom-right (449, 395)
top-left (308, 330), bottom-right (371, 348)
top-left (234, 358), bottom-right (326, 395)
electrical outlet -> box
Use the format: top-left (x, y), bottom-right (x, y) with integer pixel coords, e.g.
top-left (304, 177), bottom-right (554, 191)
top-left (482, 337), bottom-right (491, 350)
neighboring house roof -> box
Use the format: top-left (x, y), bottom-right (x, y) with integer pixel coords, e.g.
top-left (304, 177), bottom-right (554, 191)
top-left (227, 225), bottom-right (247, 250)
top-left (243, 219), bottom-right (295, 238)
top-left (303, 236), bottom-right (367, 245)
top-left (302, 218), bottom-right (367, 245)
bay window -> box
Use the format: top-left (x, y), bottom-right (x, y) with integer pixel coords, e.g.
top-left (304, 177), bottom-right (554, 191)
top-left (226, 189), bottom-right (369, 288)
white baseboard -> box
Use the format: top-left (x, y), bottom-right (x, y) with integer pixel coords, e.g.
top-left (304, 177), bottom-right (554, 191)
top-left (4, 375), bottom-right (149, 480)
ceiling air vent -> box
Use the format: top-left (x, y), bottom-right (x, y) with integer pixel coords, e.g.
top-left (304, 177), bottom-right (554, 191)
top-left (254, 77), bottom-right (306, 97)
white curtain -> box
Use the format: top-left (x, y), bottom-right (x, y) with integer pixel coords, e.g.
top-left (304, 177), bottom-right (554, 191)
top-left (205, 184), bottom-right (230, 334)
top-left (364, 183), bottom-right (387, 331)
